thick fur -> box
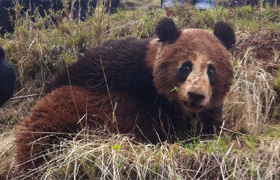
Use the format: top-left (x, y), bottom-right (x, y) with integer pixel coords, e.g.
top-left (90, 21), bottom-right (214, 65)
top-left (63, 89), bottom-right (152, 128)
top-left (14, 18), bottom-right (235, 175)
top-left (214, 22), bottom-right (236, 50)
top-left (15, 86), bottom-right (222, 173)
top-left (155, 18), bottom-right (181, 43)
top-left (152, 28), bottom-right (234, 110)
top-left (45, 18), bottom-right (234, 94)
top-left (0, 46), bottom-right (16, 107)
top-left (45, 38), bottom-right (155, 96)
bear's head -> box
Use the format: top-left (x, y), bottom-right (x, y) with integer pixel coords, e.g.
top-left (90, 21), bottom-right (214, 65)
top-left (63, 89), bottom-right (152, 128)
top-left (149, 18), bottom-right (235, 113)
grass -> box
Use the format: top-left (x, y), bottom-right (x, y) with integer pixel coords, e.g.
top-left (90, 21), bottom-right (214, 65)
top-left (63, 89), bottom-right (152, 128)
top-left (0, 0), bottom-right (280, 179)
top-left (13, 130), bottom-right (280, 179)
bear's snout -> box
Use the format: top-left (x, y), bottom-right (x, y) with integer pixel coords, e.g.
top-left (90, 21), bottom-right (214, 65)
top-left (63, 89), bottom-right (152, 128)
top-left (188, 92), bottom-right (205, 104)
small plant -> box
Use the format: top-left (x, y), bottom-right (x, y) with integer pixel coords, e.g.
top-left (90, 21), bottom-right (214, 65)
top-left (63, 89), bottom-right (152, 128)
top-left (171, 86), bottom-right (179, 92)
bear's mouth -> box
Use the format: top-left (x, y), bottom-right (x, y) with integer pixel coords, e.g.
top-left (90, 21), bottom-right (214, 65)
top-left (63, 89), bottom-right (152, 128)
top-left (183, 101), bottom-right (203, 111)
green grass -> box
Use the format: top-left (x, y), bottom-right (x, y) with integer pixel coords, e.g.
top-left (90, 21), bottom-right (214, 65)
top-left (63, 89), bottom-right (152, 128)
top-left (0, 1), bottom-right (280, 179)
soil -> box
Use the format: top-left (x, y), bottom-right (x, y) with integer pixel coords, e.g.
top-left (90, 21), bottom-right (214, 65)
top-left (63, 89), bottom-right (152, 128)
top-left (235, 31), bottom-right (280, 64)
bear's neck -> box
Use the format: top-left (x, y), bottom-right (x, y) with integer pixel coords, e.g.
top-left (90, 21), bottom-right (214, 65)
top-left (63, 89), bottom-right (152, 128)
top-left (145, 39), bottom-right (161, 69)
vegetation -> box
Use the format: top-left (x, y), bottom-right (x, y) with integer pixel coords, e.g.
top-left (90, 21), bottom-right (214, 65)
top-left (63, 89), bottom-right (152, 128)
top-left (0, 0), bottom-right (280, 179)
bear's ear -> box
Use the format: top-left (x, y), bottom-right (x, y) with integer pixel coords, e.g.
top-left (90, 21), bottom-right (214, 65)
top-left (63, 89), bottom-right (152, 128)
top-left (214, 22), bottom-right (235, 50)
top-left (156, 18), bottom-right (181, 43)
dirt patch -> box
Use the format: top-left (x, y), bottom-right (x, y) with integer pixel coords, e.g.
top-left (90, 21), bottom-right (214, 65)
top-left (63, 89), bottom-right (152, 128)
top-left (234, 31), bottom-right (280, 122)
top-left (235, 31), bottom-right (280, 65)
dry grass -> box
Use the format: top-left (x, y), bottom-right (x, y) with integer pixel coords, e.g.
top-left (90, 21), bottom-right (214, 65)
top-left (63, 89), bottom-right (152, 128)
top-left (0, 133), bottom-right (14, 180)
top-left (10, 128), bottom-right (280, 179)
top-left (0, 1), bottom-right (280, 179)
top-left (224, 52), bottom-right (277, 134)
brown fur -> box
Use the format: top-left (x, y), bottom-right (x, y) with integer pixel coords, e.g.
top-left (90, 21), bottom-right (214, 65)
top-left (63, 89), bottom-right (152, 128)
top-left (13, 18), bottom-right (235, 176)
top-left (14, 86), bottom-right (173, 174)
top-left (152, 29), bottom-right (233, 111)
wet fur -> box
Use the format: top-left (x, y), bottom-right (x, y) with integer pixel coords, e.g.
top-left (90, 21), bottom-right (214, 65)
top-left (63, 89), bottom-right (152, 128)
top-left (14, 18), bottom-right (235, 175)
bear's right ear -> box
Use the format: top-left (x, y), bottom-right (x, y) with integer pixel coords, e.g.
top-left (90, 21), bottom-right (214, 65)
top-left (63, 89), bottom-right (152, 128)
top-left (214, 22), bottom-right (235, 50)
top-left (156, 18), bottom-right (181, 43)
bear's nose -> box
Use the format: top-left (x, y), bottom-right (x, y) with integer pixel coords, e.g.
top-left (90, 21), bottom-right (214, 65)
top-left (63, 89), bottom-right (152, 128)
top-left (188, 92), bottom-right (205, 103)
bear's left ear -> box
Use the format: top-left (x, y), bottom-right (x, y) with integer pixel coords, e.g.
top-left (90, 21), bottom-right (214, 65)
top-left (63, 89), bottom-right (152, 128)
top-left (214, 22), bottom-right (235, 50)
top-left (156, 18), bottom-right (181, 43)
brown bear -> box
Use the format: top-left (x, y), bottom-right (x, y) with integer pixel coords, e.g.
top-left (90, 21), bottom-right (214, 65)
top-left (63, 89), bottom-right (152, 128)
top-left (14, 18), bottom-right (235, 176)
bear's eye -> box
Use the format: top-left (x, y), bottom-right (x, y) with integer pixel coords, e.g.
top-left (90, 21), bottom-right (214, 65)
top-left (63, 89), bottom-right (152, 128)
top-left (182, 61), bottom-right (192, 72)
top-left (207, 65), bottom-right (216, 77)
top-left (176, 61), bottom-right (192, 83)
top-left (183, 65), bottom-right (191, 72)
top-left (207, 64), bottom-right (218, 86)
